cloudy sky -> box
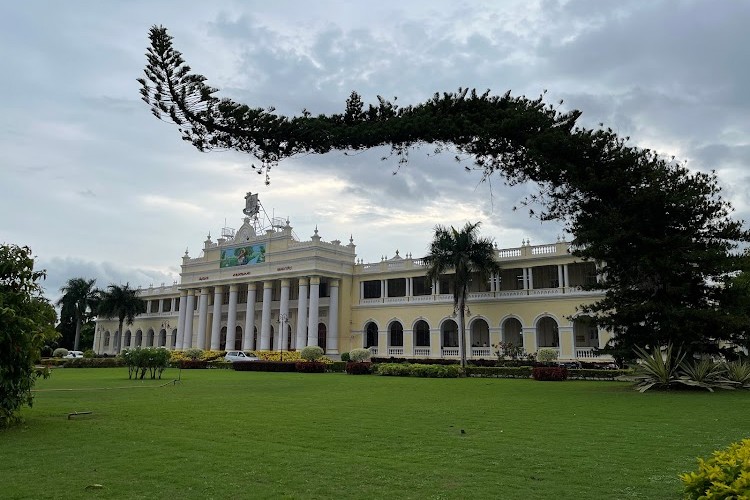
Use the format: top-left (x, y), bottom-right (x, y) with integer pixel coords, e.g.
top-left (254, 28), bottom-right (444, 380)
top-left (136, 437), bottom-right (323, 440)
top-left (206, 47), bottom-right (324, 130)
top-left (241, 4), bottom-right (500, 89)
top-left (2, 0), bottom-right (749, 302)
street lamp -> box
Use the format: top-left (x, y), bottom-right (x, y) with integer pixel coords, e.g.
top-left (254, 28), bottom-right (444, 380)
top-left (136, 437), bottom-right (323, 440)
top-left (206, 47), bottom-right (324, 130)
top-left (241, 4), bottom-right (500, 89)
top-left (278, 313), bottom-right (288, 362)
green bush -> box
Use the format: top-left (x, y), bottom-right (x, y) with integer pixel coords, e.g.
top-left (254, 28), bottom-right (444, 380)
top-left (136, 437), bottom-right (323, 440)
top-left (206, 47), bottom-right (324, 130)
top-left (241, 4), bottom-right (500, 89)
top-left (52, 348), bottom-right (69, 358)
top-left (532, 366), bottom-right (568, 381)
top-left (83, 349), bottom-right (95, 358)
top-left (295, 361), bottom-right (326, 373)
top-left (376, 363), bottom-right (462, 378)
top-left (300, 345), bottom-right (324, 361)
top-left (327, 361), bottom-right (347, 372)
top-left (723, 360), bottom-right (750, 388)
top-left (340, 352), bottom-right (351, 362)
top-left (465, 366), bottom-right (533, 378)
top-left (121, 347), bottom-right (170, 379)
top-left (183, 348), bottom-right (204, 360)
top-left (568, 368), bottom-right (633, 380)
top-left (536, 348), bottom-right (559, 363)
top-left (60, 357), bottom-right (124, 368)
top-left (681, 438), bottom-right (750, 499)
top-left (349, 348), bottom-right (372, 362)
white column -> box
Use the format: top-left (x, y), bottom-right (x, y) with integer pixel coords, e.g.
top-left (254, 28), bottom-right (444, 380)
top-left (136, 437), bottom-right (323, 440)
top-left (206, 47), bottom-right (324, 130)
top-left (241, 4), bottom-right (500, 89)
top-left (243, 283), bottom-right (257, 350)
top-left (528, 267), bottom-right (534, 290)
top-left (307, 276), bottom-right (320, 347)
top-left (406, 277), bottom-right (411, 298)
top-left (260, 281), bottom-right (273, 350)
top-left (278, 279), bottom-right (290, 350)
top-left (226, 284), bottom-right (239, 351)
top-left (158, 299), bottom-right (164, 313)
top-left (563, 264), bottom-right (570, 291)
top-left (171, 297), bottom-right (176, 312)
top-left (359, 281), bottom-right (364, 300)
top-left (558, 265), bottom-right (564, 289)
top-left (295, 278), bottom-right (308, 349)
top-left (522, 268), bottom-right (529, 291)
top-left (176, 290), bottom-right (187, 349)
top-left (434, 279), bottom-right (440, 295)
top-left (383, 278), bottom-right (388, 298)
top-left (326, 280), bottom-right (339, 354)
top-left (182, 290), bottom-right (195, 349)
top-left (196, 287), bottom-right (210, 349)
top-left (146, 300), bottom-right (152, 314)
top-left (210, 286), bottom-right (224, 350)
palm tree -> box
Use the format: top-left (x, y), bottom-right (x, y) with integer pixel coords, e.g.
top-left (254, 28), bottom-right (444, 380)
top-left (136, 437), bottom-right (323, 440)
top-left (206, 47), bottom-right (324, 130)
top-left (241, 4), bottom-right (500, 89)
top-left (97, 283), bottom-right (146, 353)
top-left (56, 278), bottom-right (100, 351)
top-left (424, 222), bottom-right (500, 369)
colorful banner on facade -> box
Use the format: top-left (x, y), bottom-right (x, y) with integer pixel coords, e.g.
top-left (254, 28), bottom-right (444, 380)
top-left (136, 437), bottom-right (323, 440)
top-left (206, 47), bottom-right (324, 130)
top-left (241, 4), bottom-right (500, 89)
top-left (220, 244), bottom-right (266, 268)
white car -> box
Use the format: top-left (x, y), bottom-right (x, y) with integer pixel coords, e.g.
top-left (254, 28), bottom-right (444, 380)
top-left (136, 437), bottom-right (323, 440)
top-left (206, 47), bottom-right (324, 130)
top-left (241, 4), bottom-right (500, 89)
top-left (224, 351), bottom-right (259, 362)
top-left (64, 350), bottom-right (85, 359)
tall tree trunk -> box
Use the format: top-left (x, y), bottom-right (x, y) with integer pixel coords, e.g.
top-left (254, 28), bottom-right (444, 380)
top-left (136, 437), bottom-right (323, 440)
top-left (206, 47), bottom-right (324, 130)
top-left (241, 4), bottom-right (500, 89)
top-left (458, 294), bottom-right (467, 370)
top-left (118, 319), bottom-right (124, 354)
top-left (74, 316), bottom-right (82, 351)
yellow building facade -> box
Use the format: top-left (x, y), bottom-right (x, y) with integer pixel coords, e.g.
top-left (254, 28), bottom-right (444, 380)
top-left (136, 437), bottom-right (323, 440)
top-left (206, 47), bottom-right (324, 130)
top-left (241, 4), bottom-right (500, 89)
top-left (93, 195), bottom-right (612, 362)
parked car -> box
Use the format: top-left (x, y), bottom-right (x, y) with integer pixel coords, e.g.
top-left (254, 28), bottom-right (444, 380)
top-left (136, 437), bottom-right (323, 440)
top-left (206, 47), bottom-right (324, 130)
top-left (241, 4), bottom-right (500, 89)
top-left (224, 351), bottom-right (259, 362)
top-left (64, 350), bottom-right (85, 359)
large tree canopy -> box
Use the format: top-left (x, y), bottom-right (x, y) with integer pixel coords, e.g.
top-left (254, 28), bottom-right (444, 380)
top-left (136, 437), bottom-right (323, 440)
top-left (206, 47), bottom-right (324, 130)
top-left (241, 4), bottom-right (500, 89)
top-left (140, 26), bottom-right (749, 356)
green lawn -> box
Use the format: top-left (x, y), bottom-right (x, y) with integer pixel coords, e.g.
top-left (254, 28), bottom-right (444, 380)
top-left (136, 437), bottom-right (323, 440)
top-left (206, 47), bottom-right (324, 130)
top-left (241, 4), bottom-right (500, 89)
top-left (2, 368), bottom-right (748, 499)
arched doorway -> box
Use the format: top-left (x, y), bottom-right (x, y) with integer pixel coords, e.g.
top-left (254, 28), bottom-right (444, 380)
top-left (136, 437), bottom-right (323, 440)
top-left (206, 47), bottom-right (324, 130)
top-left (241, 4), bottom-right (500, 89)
top-left (536, 316), bottom-right (559, 348)
top-left (318, 323), bottom-right (327, 351)
top-left (364, 322), bottom-right (378, 348)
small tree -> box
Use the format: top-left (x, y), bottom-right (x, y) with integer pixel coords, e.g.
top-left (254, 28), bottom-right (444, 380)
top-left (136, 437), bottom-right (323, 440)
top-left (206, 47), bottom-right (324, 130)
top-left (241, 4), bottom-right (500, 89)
top-left (348, 348), bottom-right (372, 362)
top-left (300, 345), bottom-right (324, 361)
top-left (537, 348), bottom-right (559, 364)
top-left (56, 277), bottom-right (99, 351)
top-left (0, 244), bottom-right (59, 428)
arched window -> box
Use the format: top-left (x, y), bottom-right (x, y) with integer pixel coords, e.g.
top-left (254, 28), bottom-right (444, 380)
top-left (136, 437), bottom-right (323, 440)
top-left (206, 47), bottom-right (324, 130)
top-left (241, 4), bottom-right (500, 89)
top-left (365, 322), bottom-right (378, 348)
top-left (536, 317), bottom-right (559, 348)
top-left (389, 321), bottom-right (403, 347)
top-left (501, 318), bottom-right (523, 346)
top-left (220, 326), bottom-right (227, 350)
top-left (414, 320), bottom-right (430, 347)
top-left (135, 330), bottom-right (143, 347)
top-left (318, 323), bottom-right (327, 351)
top-left (171, 329), bottom-right (177, 348)
top-left (146, 329), bottom-right (154, 347)
top-left (234, 325), bottom-right (243, 351)
top-left (124, 330), bottom-right (132, 348)
top-left (470, 319), bottom-right (490, 347)
top-left (158, 329), bottom-right (167, 347)
top-left (441, 320), bottom-right (458, 347)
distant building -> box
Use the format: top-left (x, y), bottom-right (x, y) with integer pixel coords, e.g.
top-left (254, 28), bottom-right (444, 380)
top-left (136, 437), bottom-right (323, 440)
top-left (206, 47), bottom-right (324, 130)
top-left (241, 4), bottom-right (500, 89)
top-left (93, 195), bottom-right (611, 361)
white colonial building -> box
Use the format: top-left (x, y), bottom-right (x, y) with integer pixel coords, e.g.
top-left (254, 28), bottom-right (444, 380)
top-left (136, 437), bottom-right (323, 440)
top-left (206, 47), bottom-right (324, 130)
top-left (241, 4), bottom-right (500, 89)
top-left (93, 194), bottom-right (611, 361)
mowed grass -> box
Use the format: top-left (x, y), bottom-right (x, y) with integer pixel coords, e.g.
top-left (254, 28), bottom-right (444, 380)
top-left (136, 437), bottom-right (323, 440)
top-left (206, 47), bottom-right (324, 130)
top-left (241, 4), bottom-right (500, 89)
top-left (2, 369), bottom-right (748, 499)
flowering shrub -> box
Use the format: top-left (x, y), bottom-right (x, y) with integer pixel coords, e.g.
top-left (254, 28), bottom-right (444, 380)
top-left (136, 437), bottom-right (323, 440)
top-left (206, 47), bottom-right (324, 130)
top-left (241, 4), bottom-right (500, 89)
top-left (493, 341), bottom-right (526, 360)
top-left (681, 438), bottom-right (750, 499)
top-left (532, 366), bottom-right (568, 381)
top-left (349, 348), bottom-right (372, 362)
top-left (252, 350), bottom-right (302, 362)
top-left (52, 348), bottom-right (68, 358)
top-left (202, 350), bottom-right (225, 361)
top-left (346, 361), bottom-right (372, 375)
top-left (295, 361), bottom-right (326, 373)
top-left (300, 346), bottom-right (324, 361)
top-left (536, 348), bottom-right (559, 363)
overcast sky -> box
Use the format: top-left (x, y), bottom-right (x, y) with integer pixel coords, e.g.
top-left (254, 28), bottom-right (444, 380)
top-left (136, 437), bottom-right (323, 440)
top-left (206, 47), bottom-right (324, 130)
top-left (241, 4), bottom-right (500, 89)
top-left (2, 0), bottom-right (749, 302)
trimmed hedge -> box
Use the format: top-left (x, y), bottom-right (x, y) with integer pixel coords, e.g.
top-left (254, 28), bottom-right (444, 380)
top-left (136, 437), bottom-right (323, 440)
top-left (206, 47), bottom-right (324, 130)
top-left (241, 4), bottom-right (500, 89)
top-left (346, 361), bottom-right (373, 375)
top-left (178, 360), bottom-right (208, 369)
top-left (532, 366), bottom-right (568, 381)
top-left (231, 361), bottom-right (298, 372)
top-left (327, 361), bottom-right (347, 373)
top-left (568, 368), bottom-right (632, 380)
top-left (295, 361), bottom-right (326, 373)
top-left (40, 358), bottom-right (125, 368)
top-left (465, 366), bottom-right (533, 378)
top-left (377, 363), bottom-right (462, 378)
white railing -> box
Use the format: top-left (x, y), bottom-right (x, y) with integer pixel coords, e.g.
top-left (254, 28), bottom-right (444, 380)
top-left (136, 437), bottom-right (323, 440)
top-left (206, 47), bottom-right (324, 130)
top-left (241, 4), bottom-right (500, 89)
top-left (497, 248), bottom-right (522, 258)
top-left (442, 347), bottom-right (459, 357)
top-left (531, 244), bottom-right (557, 255)
top-left (369, 347), bottom-right (378, 356)
top-left (387, 261), bottom-right (405, 270)
top-left (412, 259), bottom-right (427, 267)
top-left (435, 294), bottom-right (453, 301)
top-left (388, 347), bottom-right (404, 356)
top-left (468, 292), bottom-right (494, 299)
top-left (361, 264), bottom-right (380, 273)
top-left (575, 347), bottom-right (609, 359)
top-left (529, 288), bottom-right (562, 296)
top-left (471, 347), bottom-right (492, 358)
top-left (361, 298), bottom-right (383, 305)
top-left (497, 290), bottom-right (526, 297)
top-left (411, 295), bottom-right (434, 302)
top-left (414, 347), bottom-right (431, 356)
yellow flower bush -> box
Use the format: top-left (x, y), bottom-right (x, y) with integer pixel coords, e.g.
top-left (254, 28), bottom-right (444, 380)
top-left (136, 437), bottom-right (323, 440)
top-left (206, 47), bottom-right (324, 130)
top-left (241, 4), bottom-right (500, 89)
top-left (681, 438), bottom-right (750, 499)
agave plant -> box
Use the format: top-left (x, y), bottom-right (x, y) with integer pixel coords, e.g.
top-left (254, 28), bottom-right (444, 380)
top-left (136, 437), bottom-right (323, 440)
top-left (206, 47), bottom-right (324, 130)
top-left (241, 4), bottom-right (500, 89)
top-left (678, 358), bottom-right (737, 392)
top-left (632, 344), bottom-right (686, 392)
top-left (723, 360), bottom-right (750, 388)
